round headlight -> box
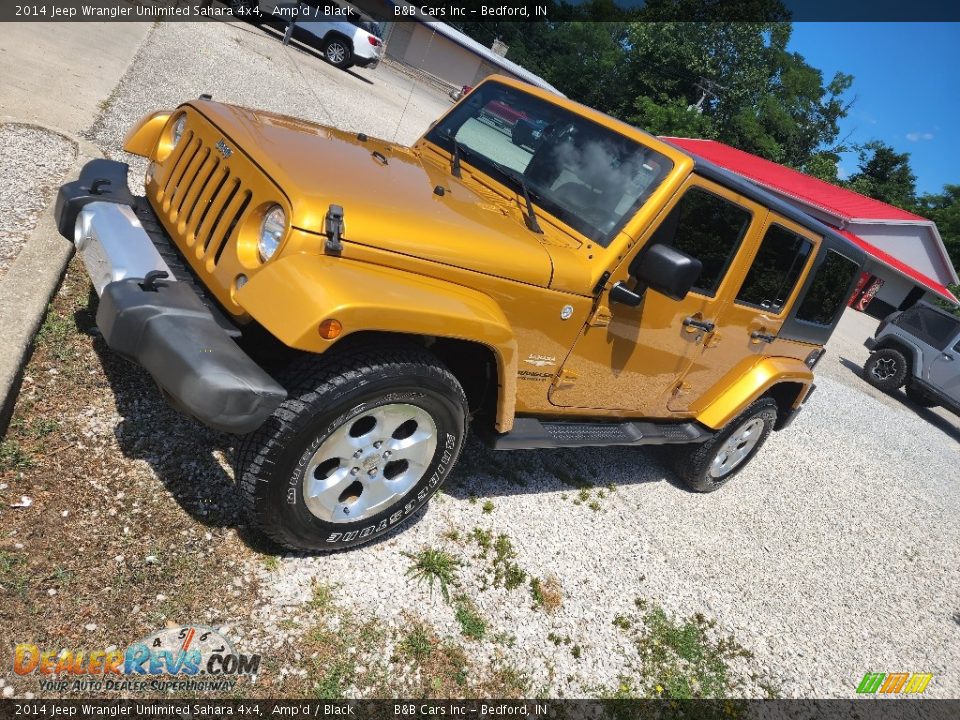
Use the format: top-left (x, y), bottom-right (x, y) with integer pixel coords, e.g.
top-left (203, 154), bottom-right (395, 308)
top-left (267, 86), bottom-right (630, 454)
top-left (171, 114), bottom-right (186, 147)
top-left (258, 205), bottom-right (286, 261)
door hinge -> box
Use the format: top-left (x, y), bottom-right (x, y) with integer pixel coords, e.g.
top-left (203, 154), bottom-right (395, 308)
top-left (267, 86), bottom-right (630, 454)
top-left (587, 303), bottom-right (612, 327)
top-left (551, 368), bottom-right (579, 391)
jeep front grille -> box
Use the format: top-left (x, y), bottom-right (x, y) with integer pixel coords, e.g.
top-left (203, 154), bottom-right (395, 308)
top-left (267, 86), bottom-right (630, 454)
top-left (159, 130), bottom-right (253, 270)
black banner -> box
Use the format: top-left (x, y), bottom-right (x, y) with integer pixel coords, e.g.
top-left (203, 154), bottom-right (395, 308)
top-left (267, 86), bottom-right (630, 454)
top-left (0, 700), bottom-right (958, 720)
top-left (1, 0), bottom-right (959, 23)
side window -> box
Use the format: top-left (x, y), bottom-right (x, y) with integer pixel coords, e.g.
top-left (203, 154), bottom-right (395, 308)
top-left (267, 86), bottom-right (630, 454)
top-left (795, 250), bottom-right (859, 326)
top-left (736, 224), bottom-right (813, 313)
top-left (898, 307), bottom-right (960, 351)
top-left (644, 187), bottom-right (752, 297)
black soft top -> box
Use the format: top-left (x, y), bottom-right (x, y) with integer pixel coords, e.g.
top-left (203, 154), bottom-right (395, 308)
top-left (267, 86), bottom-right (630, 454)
top-left (658, 140), bottom-right (867, 267)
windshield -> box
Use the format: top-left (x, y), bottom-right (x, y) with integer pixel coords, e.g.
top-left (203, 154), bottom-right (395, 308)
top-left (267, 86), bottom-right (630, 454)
top-left (425, 81), bottom-right (673, 246)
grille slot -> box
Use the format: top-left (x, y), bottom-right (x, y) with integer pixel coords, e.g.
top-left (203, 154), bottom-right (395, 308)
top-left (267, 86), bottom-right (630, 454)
top-left (202, 177), bottom-right (240, 253)
top-left (213, 190), bottom-right (252, 266)
top-left (193, 167), bottom-right (231, 248)
top-left (174, 146), bottom-right (210, 217)
top-left (162, 131), bottom-right (196, 198)
top-left (183, 156), bottom-right (220, 238)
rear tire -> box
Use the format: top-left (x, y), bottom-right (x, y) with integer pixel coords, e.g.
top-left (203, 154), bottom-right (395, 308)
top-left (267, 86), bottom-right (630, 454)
top-left (236, 344), bottom-right (468, 551)
top-left (905, 384), bottom-right (938, 408)
top-left (323, 36), bottom-right (353, 69)
top-left (674, 398), bottom-right (777, 493)
top-left (864, 348), bottom-right (908, 392)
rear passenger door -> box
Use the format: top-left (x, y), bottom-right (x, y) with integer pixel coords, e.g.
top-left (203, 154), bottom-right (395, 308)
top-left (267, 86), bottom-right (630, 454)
top-left (666, 214), bottom-right (819, 411)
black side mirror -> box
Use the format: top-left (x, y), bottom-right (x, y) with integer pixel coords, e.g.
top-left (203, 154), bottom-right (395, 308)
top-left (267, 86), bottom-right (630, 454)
top-left (630, 243), bottom-right (702, 302)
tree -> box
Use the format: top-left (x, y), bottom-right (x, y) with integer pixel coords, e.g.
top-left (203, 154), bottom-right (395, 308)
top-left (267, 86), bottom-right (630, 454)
top-left (846, 140), bottom-right (918, 209)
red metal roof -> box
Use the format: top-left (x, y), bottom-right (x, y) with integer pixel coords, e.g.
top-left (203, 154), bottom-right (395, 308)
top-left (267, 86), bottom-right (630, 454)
top-left (662, 137), bottom-right (927, 222)
top-left (836, 228), bottom-right (959, 304)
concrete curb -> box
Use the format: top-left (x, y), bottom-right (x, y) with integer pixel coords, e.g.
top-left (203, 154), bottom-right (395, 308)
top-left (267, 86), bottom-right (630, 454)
top-left (0, 120), bottom-right (102, 435)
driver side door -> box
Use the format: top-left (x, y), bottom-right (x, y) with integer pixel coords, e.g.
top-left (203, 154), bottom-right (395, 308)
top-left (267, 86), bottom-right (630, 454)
top-left (549, 176), bottom-right (765, 416)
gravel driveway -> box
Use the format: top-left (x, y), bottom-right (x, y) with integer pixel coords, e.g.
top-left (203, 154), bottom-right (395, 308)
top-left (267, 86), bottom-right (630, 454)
top-left (3, 19), bottom-right (957, 701)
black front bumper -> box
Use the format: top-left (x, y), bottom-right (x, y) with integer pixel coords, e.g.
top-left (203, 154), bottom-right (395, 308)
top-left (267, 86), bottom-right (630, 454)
top-left (56, 159), bottom-right (287, 434)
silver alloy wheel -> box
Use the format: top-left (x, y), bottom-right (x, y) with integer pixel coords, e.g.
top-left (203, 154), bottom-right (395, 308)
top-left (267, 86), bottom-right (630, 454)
top-left (870, 357), bottom-right (898, 381)
top-left (709, 417), bottom-right (765, 479)
top-left (302, 403), bottom-right (437, 523)
top-left (326, 42), bottom-right (347, 64)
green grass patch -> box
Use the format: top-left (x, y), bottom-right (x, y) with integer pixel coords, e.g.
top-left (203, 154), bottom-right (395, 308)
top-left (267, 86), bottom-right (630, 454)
top-left (0, 439), bottom-right (33, 472)
top-left (610, 599), bottom-right (754, 699)
top-left (452, 594), bottom-right (486, 641)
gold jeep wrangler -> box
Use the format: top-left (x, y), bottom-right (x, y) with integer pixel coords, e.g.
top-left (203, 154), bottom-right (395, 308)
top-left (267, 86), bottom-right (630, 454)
top-left (55, 76), bottom-right (865, 550)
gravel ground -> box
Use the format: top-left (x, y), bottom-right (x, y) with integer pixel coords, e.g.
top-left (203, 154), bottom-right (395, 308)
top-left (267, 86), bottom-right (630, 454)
top-left (6, 19), bottom-right (958, 700)
top-left (0, 123), bottom-right (76, 277)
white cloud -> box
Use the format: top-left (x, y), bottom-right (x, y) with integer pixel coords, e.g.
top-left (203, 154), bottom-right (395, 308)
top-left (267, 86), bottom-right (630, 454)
top-left (906, 131), bottom-right (935, 142)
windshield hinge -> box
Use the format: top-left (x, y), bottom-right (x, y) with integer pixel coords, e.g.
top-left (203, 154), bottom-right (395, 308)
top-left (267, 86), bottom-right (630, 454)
top-left (324, 204), bottom-right (345, 255)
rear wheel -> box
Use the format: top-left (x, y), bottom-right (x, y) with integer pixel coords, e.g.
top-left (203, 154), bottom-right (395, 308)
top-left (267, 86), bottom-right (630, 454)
top-left (905, 384), bottom-right (938, 408)
top-left (323, 36), bottom-right (353, 69)
top-left (236, 345), bottom-right (468, 551)
top-left (674, 398), bottom-right (777, 493)
top-left (864, 348), bottom-right (908, 392)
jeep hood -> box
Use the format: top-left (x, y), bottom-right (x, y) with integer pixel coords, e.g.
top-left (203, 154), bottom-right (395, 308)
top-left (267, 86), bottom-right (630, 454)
top-left (191, 102), bottom-right (560, 287)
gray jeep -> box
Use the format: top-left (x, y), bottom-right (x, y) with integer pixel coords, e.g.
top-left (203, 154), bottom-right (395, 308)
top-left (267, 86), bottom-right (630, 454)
top-left (863, 302), bottom-right (960, 415)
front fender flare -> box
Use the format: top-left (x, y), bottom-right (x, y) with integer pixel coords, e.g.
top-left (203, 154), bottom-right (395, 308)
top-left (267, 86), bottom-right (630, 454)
top-left (695, 356), bottom-right (814, 431)
top-left (236, 254), bottom-right (519, 430)
top-left (122, 110), bottom-right (172, 158)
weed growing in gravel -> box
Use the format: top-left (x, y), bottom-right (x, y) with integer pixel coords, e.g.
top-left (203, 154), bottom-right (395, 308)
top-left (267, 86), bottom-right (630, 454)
top-left (452, 594), bottom-right (486, 641)
top-left (482, 500), bottom-right (495, 514)
top-left (442, 527), bottom-right (461, 542)
top-left (470, 531), bottom-right (527, 591)
top-left (404, 548), bottom-right (462, 602)
top-left (262, 555), bottom-right (281, 571)
top-left (0, 550), bottom-right (30, 598)
top-left (610, 599), bottom-right (755, 699)
top-left (571, 645), bottom-right (582, 660)
top-left (529, 576), bottom-right (563, 613)
top-left (0, 439), bottom-right (33, 472)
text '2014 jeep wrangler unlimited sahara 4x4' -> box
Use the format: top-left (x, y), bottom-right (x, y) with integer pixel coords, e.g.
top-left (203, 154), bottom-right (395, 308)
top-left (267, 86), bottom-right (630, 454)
top-left (56, 76), bottom-right (865, 550)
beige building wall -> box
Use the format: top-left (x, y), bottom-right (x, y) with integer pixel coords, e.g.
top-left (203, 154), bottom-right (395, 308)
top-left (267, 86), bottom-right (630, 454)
top-left (384, 23), bottom-right (522, 89)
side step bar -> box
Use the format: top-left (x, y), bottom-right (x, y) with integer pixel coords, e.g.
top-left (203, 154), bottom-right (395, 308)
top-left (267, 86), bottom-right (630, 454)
top-left (489, 417), bottom-right (712, 450)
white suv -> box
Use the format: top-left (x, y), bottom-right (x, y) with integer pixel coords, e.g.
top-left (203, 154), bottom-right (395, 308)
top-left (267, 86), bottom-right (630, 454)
top-left (232, 0), bottom-right (384, 70)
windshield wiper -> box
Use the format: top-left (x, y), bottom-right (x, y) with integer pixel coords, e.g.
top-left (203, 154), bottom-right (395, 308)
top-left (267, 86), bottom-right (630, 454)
top-left (487, 159), bottom-right (543, 234)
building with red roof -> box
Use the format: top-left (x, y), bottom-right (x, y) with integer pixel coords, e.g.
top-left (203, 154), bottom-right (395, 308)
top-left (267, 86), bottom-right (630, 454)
top-left (662, 137), bottom-right (959, 313)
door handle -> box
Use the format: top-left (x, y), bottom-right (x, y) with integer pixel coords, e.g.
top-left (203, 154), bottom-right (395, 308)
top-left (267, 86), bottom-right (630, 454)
top-left (683, 316), bottom-right (715, 333)
top-left (750, 330), bottom-right (776, 344)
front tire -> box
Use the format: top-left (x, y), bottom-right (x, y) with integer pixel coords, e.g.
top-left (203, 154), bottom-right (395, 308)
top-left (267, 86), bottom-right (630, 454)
top-left (864, 348), bottom-right (908, 392)
top-left (674, 398), bottom-right (778, 493)
top-left (236, 345), bottom-right (468, 551)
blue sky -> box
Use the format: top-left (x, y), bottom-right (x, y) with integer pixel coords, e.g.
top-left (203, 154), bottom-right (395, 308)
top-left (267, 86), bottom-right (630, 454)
top-left (788, 23), bottom-right (960, 195)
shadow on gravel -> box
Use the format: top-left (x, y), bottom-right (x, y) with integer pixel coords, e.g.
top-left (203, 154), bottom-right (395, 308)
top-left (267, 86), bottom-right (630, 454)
top-left (443, 434), bottom-right (687, 501)
top-left (78, 290), bottom-right (274, 547)
top-left (839, 357), bottom-right (960, 443)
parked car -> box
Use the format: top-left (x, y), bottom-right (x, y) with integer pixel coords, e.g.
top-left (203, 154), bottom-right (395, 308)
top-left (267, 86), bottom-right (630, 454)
top-left (55, 75), bottom-right (866, 551)
top-left (448, 85), bottom-right (473, 102)
top-left (863, 302), bottom-right (960, 414)
top-left (231, 0), bottom-right (383, 69)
